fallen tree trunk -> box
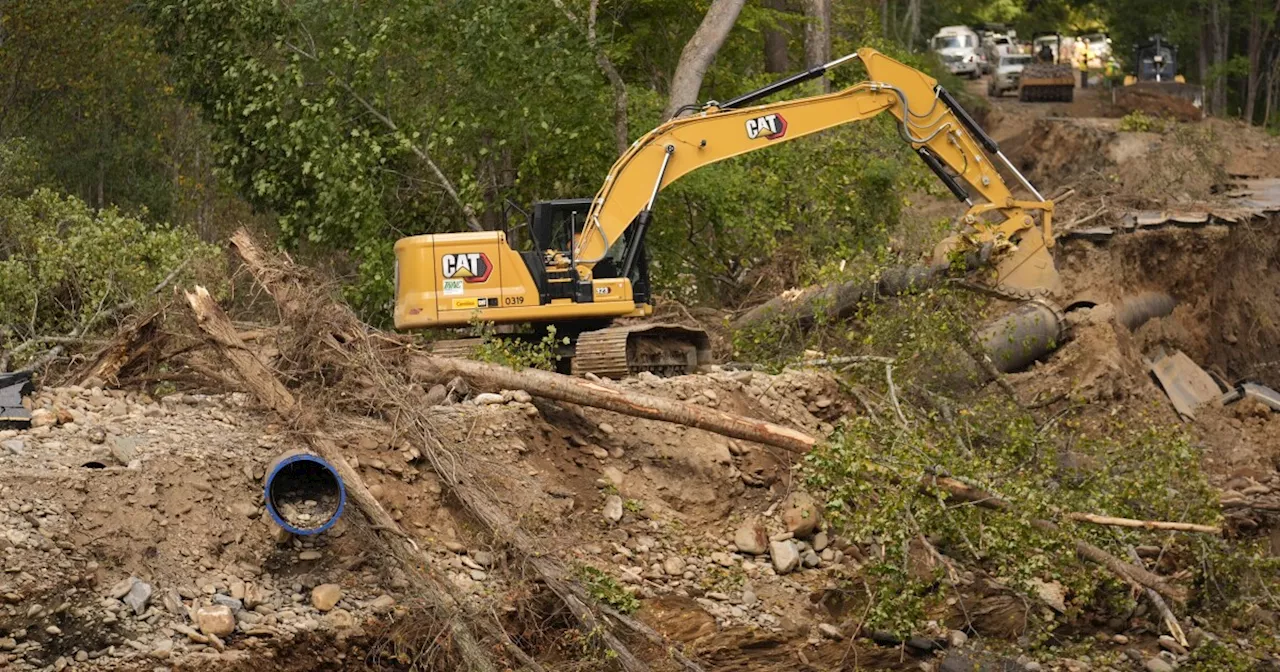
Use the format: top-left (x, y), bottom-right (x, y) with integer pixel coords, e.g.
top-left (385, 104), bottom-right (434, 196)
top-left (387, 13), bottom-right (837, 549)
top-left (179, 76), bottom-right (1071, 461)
top-left (733, 246), bottom-right (993, 332)
top-left (408, 356), bottom-right (815, 454)
top-left (183, 286), bottom-right (500, 672)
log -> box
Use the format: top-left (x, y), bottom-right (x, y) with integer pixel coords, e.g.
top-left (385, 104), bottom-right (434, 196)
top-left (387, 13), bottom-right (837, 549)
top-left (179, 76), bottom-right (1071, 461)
top-left (732, 246), bottom-right (993, 332)
top-left (1127, 546), bottom-right (1189, 648)
top-left (183, 286), bottom-right (500, 672)
top-left (407, 355), bottom-right (815, 454)
top-left (1067, 513), bottom-right (1221, 536)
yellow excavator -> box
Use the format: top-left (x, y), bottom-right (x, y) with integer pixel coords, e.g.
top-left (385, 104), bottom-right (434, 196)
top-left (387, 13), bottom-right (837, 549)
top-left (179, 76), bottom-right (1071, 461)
top-left (394, 48), bottom-right (1062, 377)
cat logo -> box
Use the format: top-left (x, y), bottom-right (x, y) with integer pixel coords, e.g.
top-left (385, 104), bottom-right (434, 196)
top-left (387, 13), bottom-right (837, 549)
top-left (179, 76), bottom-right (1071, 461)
top-left (441, 252), bottom-right (492, 283)
top-left (745, 113), bottom-right (787, 140)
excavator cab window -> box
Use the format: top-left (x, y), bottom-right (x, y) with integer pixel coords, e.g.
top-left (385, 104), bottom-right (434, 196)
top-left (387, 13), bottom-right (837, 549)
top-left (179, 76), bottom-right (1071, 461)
top-left (529, 199), bottom-right (593, 254)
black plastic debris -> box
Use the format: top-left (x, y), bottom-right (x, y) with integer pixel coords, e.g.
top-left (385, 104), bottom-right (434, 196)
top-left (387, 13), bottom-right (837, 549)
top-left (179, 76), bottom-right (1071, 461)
top-left (0, 371), bottom-right (35, 429)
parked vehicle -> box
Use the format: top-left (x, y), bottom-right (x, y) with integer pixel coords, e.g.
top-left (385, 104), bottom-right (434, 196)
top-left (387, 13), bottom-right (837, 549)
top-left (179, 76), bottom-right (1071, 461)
top-left (982, 34), bottom-right (1017, 74)
top-left (931, 26), bottom-right (982, 79)
top-left (988, 53), bottom-right (1033, 97)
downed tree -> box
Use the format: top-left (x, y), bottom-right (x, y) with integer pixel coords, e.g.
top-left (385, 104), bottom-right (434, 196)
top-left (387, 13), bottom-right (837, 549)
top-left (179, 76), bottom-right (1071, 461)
top-left (733, 246), bottom-right (993, 332)
top-left (184, 286), bottom-right (501, 672)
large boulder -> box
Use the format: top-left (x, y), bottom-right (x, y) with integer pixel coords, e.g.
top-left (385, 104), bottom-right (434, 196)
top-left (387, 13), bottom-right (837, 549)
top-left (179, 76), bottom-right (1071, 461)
top-left (781, 491), bottom-right (823, 538)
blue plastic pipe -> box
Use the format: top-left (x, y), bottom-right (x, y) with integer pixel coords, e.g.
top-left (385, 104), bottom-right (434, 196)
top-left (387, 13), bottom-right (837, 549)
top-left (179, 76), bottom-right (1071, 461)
top-left (263, 450), bottom-right (346, 536)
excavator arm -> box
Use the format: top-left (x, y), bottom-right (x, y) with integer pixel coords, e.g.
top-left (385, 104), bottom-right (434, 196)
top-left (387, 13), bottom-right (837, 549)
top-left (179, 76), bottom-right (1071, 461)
top-left (574, 47), bottom-right (1061, 297)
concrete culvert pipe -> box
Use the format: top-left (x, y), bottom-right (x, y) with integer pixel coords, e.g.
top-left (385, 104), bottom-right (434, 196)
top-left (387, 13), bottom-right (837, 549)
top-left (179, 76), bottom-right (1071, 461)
top-left (264, 450), bottom-right (346, 535)
top-left (978, 300), bottom-right (1067, 374)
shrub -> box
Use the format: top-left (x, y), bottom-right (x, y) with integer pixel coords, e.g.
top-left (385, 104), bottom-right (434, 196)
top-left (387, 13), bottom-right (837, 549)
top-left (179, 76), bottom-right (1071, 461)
top-left (0, 188), bottom-right (218, 362)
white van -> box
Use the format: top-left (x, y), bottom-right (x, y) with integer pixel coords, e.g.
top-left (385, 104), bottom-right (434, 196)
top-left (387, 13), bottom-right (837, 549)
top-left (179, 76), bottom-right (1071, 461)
top-left (931, 26), bottom-right (982, 79)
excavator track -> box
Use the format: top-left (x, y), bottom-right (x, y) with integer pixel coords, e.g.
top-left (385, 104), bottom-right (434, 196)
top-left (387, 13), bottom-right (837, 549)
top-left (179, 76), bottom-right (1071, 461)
top-left (429, 337), bottom-right (485, 359)
top-left (571, 324), bottom-right (712, 379)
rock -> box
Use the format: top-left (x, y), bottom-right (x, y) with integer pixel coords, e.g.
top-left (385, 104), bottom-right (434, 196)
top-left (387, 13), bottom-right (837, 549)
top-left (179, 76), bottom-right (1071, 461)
top-left (663, 556), bottom-right (687, 576)
top-left (370, 595), bottom-right (396, 613)
top-left (947, 630), bottom-right (968, 648)
top-left (1028, 578), bottom-right (1066, 613)
top-left (472, 550), bottom-right (496, 568)
top-left (30, 408), bottom-right (56, 428)
top-left (939, 653), bottom-right (977, 672)
top-left (149, 638), bottom-right (173, 659)
top-left (1, 439), bottom-right (23, 456)
top-left (325, 608), bottom-right (358, 630)
top-left (600, 466), bottom-right (626, 487)
top-left (509, 390), bottom-right (533, 404)
top-left (812, 531), bottom-right (830, 552)
top-left (780, 491), bottom-right (822, 538)
top-left (196, 605), bottom-right (236, 637)
top-left (298, 550), bottom-right (322, 561)
top-left (598, 422), bottom-right (615, 435)
top-left (123, 580), bottom-right (153, 616)
top-left (710, 551), bottom-right (734, 567)
top-left (0, 638), bottom-right (14, 651)
top-left (818, 623), bottom-right (843, 640)
top-left (423, 384), bottom-right (448, 406)
top-left (472, 393), bottom-right (505, 405)
top-left (603, 495), bottom-right (624, 523)
top-left (311, 584), bottom-right (342, 612)
top-left (741, 588), bottom-right (757, 607)
top-left (212, 594), bottom-right (243, 612)
top-left (1158, 635), bottom-right (1188, 656)
top-left (733, 518), bottom-right (769, 555)
top-left (468, 569), bottom-right (488, 581)
top-left (1145, 659), bottom-right (1174, 672)
top-left (769, 540), bottom-right (800, 574)
top-left (45, 625), bottom-right (62, 635)
top-left (801, 550), bottom-right (820, 568)
top-left (451, 573), bottom-right (477, 593)
top-left (109, 577), bottom-right (137, 599)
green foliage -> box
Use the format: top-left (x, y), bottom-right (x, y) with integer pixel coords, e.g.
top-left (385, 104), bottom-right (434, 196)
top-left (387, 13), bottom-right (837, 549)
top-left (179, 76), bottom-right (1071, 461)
top-left (1118, 110), bottom-right (1167, 133)
top-left (468, 318), bottom-right (566, 371)
top-left (0, 189), bottom-right (217, 358)
top-left (792, 290), bottom-right (1219, 638)
top-left (574, 565), bottom-right (640, 614)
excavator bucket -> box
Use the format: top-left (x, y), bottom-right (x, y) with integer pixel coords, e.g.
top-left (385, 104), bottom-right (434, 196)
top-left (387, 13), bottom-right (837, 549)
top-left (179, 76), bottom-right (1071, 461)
top-left (934, 223), bottom-right (1064, 300)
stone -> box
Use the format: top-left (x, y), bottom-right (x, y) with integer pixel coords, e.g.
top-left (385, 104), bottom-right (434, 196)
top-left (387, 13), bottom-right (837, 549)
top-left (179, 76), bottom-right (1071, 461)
top-left (710, 551), bottom-right (734, 567)
top-left (733, 518), bottom-right (769, 555)
top-left (311, 584), bottom-right (342, 612)
top-left (663, 556), bottom-right (687, 576)
top-left (473, 393), bottom-right (505, 405)
top-left (601, 466), bottom-right (626, 487)
top-left (212, 594), bottom-right (243, 612)
top-left (509, 390), bottom-right (533, 404)
top-left (109, 577), bottom-right (137, 599)
top-left (1028, 578), bottom-right (1066, 613)
top-left (298, 550), bottom-right (322, 561)
top-left (123, 580), bottom-right (153, 616)
top-left (46, 625), bottom-right (63, 635)
top-left (2, 439), bottom-right (25, 456)
top-left (472, 550), bottom-right (495, 568)
top-left (818, 623), bottom-right (843, 640)
top-left (150, 638), bottom-right (173, 659)
top-left (1145, 659), bottom-right (1174, 672)
top-left (947, 630), bottom-right (968, 648)
top-left (423, 384), bottom-right (448, 406)
top-left (939, 653), bottom-right (976, 672)
top-left (325, 608), bottom-right (358, 630)
top-left (602, 495), bottom-right (623, 523)
top-left (812, 531), bottom-right (830, 552)
top-left (1112, 634), bottom-right (1130, 644)
top-left (780, 491), bottom-right (822, 538)
top-left (598, 422), bottom-right (615, 435)
top-left (769, 540), bottom-right (799, 574)
top-left (196, 605), bottom-right (236, 637)
top-left (370, 595), bottom-right (396, 613)
top-left (801, 550), bottom-right (820, 568)
top-left (30, 408), bottom-right (56, 428)
top-left (1158, 635), bottom-right (1188, 656)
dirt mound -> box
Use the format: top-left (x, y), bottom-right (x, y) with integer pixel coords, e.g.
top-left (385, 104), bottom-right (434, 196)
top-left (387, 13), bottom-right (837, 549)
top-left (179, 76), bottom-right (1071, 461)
top-left (1112, 83), bottom-right (1205, 122)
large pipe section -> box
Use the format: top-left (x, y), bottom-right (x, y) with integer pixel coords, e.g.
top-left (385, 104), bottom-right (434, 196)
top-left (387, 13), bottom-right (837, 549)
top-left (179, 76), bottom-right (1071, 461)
top-left (264, 449), bottom-right (346, 535)
top-left (978, 299), bottom-right (1067, 373)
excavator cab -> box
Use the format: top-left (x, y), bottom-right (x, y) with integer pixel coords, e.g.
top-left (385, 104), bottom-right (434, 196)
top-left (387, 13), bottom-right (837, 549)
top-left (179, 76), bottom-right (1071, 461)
top-left (514, 199), bottom-right (653, 307)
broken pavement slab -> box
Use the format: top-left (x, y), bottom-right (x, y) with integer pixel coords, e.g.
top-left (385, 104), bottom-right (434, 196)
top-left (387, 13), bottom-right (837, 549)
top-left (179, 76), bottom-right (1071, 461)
top-left (0, 371), bottom-right (35, 429)
top-left (1147, 349), bottom-right (1222, 420)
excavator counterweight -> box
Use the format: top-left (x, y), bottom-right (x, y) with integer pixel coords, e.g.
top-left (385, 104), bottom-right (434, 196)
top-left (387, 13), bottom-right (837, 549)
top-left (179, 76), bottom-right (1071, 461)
top-left (394, 48), bottom-right (1062, 376)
